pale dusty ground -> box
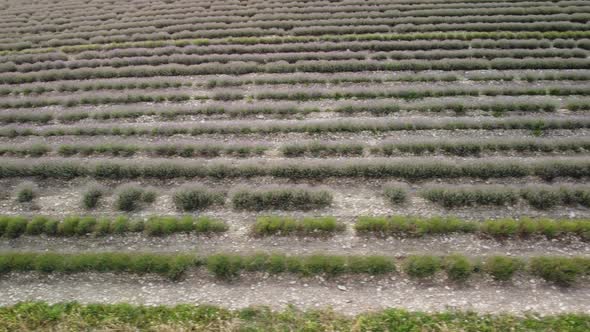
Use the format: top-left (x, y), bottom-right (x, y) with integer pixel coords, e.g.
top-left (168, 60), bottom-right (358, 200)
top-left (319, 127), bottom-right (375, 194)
top-left (1, 271), bottom-right (589, 315)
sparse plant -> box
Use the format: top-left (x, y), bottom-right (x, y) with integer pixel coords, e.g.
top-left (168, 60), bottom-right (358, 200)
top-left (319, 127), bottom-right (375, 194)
top-left (15, 181), bottom-right (38, 203)
top-left (172, 185), bottom-right (225, 211)
top-left (114, 184), bottom-right (158, 211)
top-left (81, 183), bottom-right (106, 209)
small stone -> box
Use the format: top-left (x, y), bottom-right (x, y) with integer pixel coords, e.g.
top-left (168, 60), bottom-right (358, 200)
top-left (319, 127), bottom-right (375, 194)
top-left (337, 285), bottom-right (347, 291)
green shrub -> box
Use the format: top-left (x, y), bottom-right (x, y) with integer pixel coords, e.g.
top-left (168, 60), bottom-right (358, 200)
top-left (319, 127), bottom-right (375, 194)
top-left (403, 255), bottom-right (441, 278)
top-left (4, 217), bottom-right (27, 238)
top-left (144, 217), bottom-right (176, 236)
top-left (33, 253), bottom-right (64, 273)
top-left (115, 184), bottom-right (157, 211)
top-left (207, 254), bottom-right (243, 280)
top-left (355, 216), bottom-right (476, 237)
top-left (529, 257), bottom-right (582, 286)
top-left (444, 255), bottom-right (474, 282)
top-left (420, 186), bottom-right (518, 208)
top-left (0, 252), bottom-right (196, 280)
top-left (485, 256), bottom-right (522, 281)
top-left (520, 187), bottom-right (562, 209)
top-left (25, 216), bottom-right (50, 235)
top-left (81, 183), bottom-right (106, 209)
top-left (94, 218), bottom-right (111, 236)
top-left (172, 185), bottom-right (225, 211)
top-left (348, 256), bottom-right (396, 275)
top-left (43, 219), bottom-right (58, 236)
top-left (253, 216), bottom-right (342, 236)
top-left (110, 216), bottom-right (130, 234)
top-left (59, 216), bottom-right (80, 236)
top-left (280, 142), bottom-right (364, 157)
top-left (480, 219), bottom-right (519, 238)
top-left (15, 181), bottom-right (38, 203)
top-left (383, 185), bottom-right (408, 205)
top-left (75, 217), bottom-right (97, 235)
top-left (0, 217), bottom-right (8, 236)
top-left (303, 255), bottom-right (347, 277)
top-left (144, 216), bottom-right (228, 236)
top-left (231, 188), bottom-right (332, 211)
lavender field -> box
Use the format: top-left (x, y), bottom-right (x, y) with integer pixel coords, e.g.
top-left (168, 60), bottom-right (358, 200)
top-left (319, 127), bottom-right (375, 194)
top-left (1, 0), bottom-right (590, 330)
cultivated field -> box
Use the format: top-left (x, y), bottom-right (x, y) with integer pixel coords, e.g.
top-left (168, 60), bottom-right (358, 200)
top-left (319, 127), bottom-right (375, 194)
top-left (1, 0), bottom-right (590, 330)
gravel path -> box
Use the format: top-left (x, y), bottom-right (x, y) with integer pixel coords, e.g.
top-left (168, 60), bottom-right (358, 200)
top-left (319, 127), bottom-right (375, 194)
top-left (1, 232), bottom-right (588, 257)
top-left (1, 271), bottom-right (588, 315)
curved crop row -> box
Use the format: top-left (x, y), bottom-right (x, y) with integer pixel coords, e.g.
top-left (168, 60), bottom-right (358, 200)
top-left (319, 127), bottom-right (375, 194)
top-left (2, 58), bottom-right (589, 84)
top-left (1, 116), bottom-right (587, 137)
top-left (0, 215), bottom-right (227, 238)
top-left (1, 252), bottom-right (587, 286)
top-left (0, 158), bottom-right (587, 180)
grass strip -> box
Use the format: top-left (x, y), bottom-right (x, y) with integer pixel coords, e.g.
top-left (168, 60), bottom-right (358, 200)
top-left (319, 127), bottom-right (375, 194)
top-left (1, 302), bottom-right (589, 331)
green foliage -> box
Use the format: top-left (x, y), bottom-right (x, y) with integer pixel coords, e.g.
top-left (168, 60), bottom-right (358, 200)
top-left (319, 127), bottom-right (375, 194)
top-left (231, 188), bottom-right (333, 211)
top-left (206, 254), bottom-right (243, 280)
top-left (81, 183), bottom-right (106, 209)
top-left (1, 159), bottom-right (590, 181)
top-left (172, 185), bottom-right (225, 211)
top-left (355, 216), bottom-right (476, 237)
top-left (347, 256), bottom-right (396, 275)
top-left (485, 256), bottom-right (523, 281)
top-left (0, 252), bottom-right (196, 280)
top-left (403, 255), bottom-right (441, 279)
top-left (15, 181), bottom-right (38, 203)
top-left (444, 255), bottom-right (474, 282)
top-left (0, 302), bottom-right (589, 331)
top-left (520, 186), bottom-right (590, 209)
top-left (280, 142), bottom-right (364, 157)
top-left (383, 185), bottom-right (408, 205)
top-left (0, 215), bottom-right (226, 238)
top-left (252, 216), bottom-right (343, 236)
top-left (356, 216), bottom-right (590, 241)
top-left (145, 216), bottom-right (227, 236)
top-left (115, 184), bottom-right (157, 211)
top-left (529, 257), bottom-right (586, 286)
top-left (420, 186), bottom-right (518, 208)
top-left (25, 216), bottom-right (50, 235)
top-left (3, 216), bottom-right (27, 238)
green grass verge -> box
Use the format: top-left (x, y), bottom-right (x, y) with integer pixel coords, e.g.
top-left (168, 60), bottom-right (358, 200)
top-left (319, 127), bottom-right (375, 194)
top-left (1, 302), bottom-right (589, 332)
